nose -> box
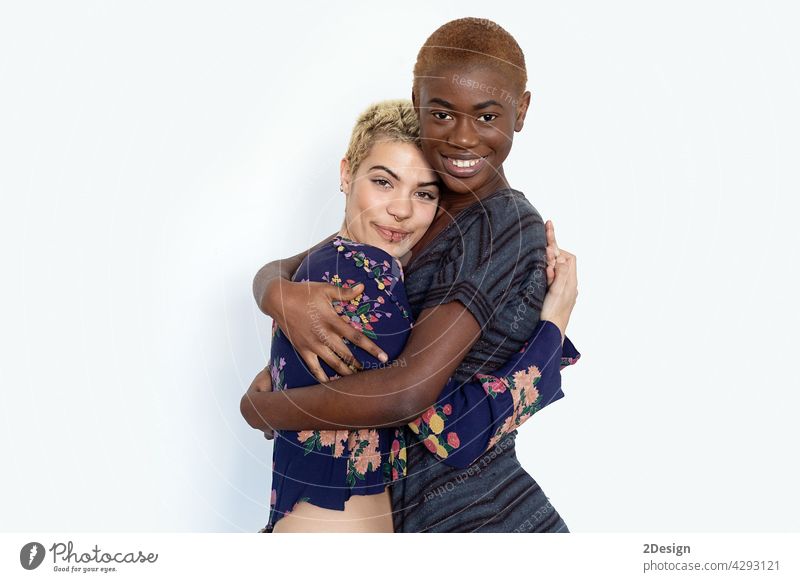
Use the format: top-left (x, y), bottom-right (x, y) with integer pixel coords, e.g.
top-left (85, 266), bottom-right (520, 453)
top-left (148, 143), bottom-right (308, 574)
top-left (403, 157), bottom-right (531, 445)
top-left (386, 195), bottom-right (413, 221)
top-left (449, 116), bottom-right (480, 150)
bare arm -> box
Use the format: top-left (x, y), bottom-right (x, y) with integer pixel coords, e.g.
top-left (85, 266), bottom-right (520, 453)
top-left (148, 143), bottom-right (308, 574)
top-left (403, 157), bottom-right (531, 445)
top-left (240, 300), bottom-right (482, 431)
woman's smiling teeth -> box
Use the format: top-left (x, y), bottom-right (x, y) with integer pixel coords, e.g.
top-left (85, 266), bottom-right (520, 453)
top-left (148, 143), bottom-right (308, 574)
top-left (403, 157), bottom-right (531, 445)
top-left (442, 155), bottom-right (487, 177)
top-left (449, 157), bottom-right (481, 167)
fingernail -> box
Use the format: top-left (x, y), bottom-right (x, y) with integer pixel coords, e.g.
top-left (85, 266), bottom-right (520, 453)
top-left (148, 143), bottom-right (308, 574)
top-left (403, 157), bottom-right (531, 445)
top-left (379, 353), bottom-right (388, 363)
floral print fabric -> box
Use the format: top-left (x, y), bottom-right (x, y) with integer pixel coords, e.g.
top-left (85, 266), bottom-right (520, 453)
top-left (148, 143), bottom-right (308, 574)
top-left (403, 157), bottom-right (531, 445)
top-left (267, 237), bottom-right (411, 529)
top-left (407, 320), bottom-right (580, 469)
top-left (266, 236), bottom-right (580, 528)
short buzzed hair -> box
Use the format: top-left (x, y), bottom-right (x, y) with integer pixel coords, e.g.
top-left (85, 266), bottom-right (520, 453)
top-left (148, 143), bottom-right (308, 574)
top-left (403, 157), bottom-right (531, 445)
top-left (413, 17), bottom-right (527, 95)
top-left (344, 99), bottom-right (421, 176)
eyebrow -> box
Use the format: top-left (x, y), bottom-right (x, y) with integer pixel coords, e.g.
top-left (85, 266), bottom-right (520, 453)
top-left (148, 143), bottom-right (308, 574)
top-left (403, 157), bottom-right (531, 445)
top-left (427, 97), bottom-right (455, 109)
top-left (369, 166), bottom-right (439, 189)
top-left (369, 165), bottom-right (400, 181)
top-left (473, 99), bottom-right (503, 110)
top-left (427, 97), bottom-right (504, 111)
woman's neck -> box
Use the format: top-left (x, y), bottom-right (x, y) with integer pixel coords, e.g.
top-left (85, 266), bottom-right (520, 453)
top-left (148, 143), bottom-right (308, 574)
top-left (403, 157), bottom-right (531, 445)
top-left (440, 168), bottom-right (511, 215)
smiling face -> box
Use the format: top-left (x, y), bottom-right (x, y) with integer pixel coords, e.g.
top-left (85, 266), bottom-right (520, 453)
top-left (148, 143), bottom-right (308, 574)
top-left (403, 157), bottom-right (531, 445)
top-left (339, 140), bottom-right (440, 258)
top-left (413, 66), bottom-right (531, 200)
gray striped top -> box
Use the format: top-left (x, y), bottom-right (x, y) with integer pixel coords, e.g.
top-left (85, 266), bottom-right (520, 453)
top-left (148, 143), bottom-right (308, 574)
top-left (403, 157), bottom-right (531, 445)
top-left (389, 188), bottom-right (569, 532)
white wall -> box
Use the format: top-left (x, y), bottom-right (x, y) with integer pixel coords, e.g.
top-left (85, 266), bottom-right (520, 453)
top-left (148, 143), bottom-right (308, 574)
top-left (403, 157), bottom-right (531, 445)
top-left (1, 0), bottom-right (798, 532)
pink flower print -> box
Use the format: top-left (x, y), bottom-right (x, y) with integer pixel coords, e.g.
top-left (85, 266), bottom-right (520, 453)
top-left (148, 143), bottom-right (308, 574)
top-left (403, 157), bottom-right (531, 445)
top-left (479, 374), bottom-right (508, 396)
top-left (392, 468), bottom-right (399, 481)
top-left (421, 407), bottom-right (436, 424)
top-left (333, 434), bottom-right (347, 458)
top-left (391, 439), bottom-right (401, 455)
top-left (297, 430), bottom-right (315, 444)
top-left (367, 429), bottom-right (379, 449)
top-left (318, 430), bottom-right (337, 448)
top-left (447, 432), bottom-right (460, 448)
top-left (349, 429), bottom-right (381, 475)
top-left (512, 366), bottom-right (540, 390)
top-left (442, 403), bottom-right (453, 416)
top-left (423, 438), bottom-right (438, 454)
top-left (488, 415), bottom-right (517, 449)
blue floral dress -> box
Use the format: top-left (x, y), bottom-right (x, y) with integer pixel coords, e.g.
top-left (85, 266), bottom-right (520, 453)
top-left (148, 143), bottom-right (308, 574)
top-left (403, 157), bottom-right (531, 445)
top-left (264, 236), bottom-right (579, 530)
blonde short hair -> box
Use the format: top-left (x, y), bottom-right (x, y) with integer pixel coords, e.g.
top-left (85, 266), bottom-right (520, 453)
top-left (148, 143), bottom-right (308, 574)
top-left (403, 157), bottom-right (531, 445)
top-left (344, 99), bottom-right (421, 176)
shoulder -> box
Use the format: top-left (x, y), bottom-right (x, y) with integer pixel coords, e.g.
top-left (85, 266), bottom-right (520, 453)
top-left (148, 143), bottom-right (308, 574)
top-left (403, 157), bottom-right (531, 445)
top-left (332, 236), bottom-right (406, 286)
top-left (305, 236), bottom-right (406, 293)
top-left (462, 189), bottom-right (542, 224)
top-left (459, 190), bottom-right (546, 257)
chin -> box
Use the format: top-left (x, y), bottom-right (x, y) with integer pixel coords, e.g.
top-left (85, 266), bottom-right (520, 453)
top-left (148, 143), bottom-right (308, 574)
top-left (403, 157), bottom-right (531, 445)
top-left (437, 173), bottom-right (473, 195)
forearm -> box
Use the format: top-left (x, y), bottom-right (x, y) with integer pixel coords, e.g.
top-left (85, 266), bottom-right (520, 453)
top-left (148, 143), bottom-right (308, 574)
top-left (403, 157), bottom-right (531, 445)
top-left (242, 299), bottom-right (480, 432)
top-left (252, 232), bottom-right (338, 317)
top-left (240, 360), bottom-right (453, 431)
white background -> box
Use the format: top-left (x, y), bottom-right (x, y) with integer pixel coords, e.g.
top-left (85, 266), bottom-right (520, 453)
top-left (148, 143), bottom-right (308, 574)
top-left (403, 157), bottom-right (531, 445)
top-left (1, 1), bottom-right (798, 532)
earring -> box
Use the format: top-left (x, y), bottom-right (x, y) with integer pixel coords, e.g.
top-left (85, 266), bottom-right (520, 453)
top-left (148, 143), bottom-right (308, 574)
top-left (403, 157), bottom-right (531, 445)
top-left (339, 183), bottom-right (344, 192)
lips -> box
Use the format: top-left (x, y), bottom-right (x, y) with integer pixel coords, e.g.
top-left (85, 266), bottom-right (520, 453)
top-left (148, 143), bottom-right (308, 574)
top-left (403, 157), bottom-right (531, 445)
top-left (373, 224), bottom-right (411, 244)
top-left (440, 154), bottom-right (487, 179)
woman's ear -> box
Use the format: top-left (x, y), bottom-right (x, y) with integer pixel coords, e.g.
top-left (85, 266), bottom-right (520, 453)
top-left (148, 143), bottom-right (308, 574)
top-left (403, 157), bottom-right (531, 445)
top-left (514, 90), bottom-right (532, 132)
top-left (340, 158), bottom-right (352, 194)
top-left (411, 89), bottom-right (419, 114)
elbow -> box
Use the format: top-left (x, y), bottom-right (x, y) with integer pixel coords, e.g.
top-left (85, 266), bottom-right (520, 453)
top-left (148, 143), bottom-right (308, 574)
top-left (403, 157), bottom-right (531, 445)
top-left (240, 393), bottom-right (262, 430)
top-left (252, 264), bottom-right (270, 303)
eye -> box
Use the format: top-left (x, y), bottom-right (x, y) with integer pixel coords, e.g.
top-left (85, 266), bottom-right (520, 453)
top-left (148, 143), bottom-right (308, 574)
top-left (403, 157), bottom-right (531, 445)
top-left (415, 191), bottom-right (438, 201)
top-left (372, 178), bottom-right (392, 189)
top-left (478, 113), bottom-right (498, 123)
top-left (432, 111), bottom-right (453, 121)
